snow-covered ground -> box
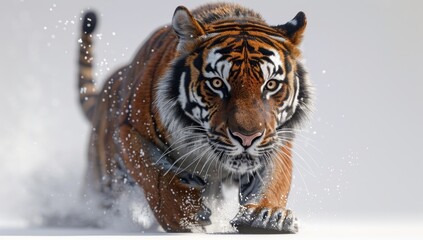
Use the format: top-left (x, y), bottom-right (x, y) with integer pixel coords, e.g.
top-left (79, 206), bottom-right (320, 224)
top-left (2, 219), bottom-right (423, 239)
top-left (1, 0), bottom-right (422, 238)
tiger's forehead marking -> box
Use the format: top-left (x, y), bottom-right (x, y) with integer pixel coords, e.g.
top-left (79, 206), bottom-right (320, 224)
top-left (202, 37), bottom-right (285, 92)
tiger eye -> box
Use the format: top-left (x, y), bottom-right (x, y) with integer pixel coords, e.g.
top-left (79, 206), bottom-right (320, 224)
top-left (266, 79), bottom-right (279, 91)
top-left (211, 78), bottom-right (223, 89)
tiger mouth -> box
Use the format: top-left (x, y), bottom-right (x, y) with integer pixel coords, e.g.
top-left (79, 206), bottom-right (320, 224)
top-left (223, 152), bottom-right (262, 174)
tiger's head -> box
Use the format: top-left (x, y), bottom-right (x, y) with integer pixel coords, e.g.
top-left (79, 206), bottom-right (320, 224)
top-left (156, 5), bottom-right (312, 175)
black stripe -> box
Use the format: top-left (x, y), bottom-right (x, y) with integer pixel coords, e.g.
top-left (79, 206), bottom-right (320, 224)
top-left (258, 47), bottom-right (275, 56)
top-left (82, 11), bottom-right (97, 34)
top-left (79, 61), bottom-right (92, 67)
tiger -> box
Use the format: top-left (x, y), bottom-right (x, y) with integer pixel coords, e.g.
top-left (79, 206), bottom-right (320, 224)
top-left (77, 3), bottom-right (312, 233)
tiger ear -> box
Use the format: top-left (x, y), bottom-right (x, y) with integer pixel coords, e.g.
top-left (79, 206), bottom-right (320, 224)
top-left (274, 12), bottom-right (307, 45)
top-left (172, 6), bottom-right (205, 51)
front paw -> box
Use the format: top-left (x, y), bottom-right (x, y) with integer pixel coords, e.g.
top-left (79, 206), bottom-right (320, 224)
top-left (230, 205), bottom-right (298, 234)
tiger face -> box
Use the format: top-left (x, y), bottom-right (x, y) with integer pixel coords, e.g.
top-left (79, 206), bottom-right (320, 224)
top-left (157, 7), bottom-right (311, 175)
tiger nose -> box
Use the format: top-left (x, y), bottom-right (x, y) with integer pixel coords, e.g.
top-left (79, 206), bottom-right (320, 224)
top-left (230, 130), bottom-right (263, 147)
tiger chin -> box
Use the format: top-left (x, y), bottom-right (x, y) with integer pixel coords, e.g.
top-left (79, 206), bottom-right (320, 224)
top-left (77, 3), bottom-right (312, 233)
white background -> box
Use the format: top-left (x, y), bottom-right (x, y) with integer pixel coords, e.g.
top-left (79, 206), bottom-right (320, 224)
top-left (1, 0), bottom-right (422, 237)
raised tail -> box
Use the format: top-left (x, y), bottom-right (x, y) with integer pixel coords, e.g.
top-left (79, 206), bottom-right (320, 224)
top-left (78, 11), bottom-right (98, 122)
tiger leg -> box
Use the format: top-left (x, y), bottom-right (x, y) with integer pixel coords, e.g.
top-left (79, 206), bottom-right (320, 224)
top-left (231, 142), bottom-right (298, 233)
top-left (118, 124), bottom-right (211, 232)
top-left (84, 117), bottom-right (128, 210)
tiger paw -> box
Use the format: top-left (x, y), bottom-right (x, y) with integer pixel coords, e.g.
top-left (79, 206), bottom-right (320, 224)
top-left (230, 206), bottom-right (298, 234)
top-left (194, 203), bottom-right (212, 226)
